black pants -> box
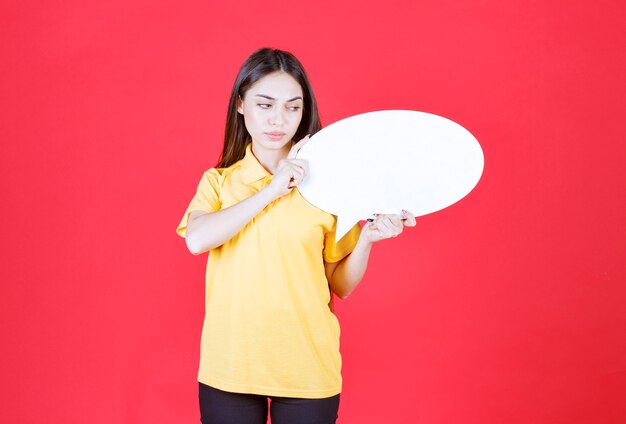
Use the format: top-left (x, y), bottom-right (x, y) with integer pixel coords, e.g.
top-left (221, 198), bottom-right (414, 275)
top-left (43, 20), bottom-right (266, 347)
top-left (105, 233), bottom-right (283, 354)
top-left (199, 383), bottom-right (340, 424)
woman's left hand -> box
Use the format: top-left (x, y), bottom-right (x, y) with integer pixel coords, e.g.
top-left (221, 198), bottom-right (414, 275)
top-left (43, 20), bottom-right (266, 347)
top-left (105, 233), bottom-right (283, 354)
top-left (328, 209), bottom-right (416, 299)
top-left (361, 209), bottom-right (416, 243)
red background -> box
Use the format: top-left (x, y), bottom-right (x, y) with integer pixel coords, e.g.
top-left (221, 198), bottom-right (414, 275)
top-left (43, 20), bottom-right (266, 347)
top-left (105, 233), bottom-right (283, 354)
top-left (2, 1), bottom-right (625, 423)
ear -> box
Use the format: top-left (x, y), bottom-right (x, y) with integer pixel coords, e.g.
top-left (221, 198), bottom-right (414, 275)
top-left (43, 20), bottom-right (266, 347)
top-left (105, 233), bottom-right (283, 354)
top-left (236, 96), bottom-right (243, 115)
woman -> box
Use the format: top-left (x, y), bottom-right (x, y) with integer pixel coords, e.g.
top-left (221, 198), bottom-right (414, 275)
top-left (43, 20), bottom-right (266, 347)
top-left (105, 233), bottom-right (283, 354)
top-left (177, 48), bottom-right (415, 424)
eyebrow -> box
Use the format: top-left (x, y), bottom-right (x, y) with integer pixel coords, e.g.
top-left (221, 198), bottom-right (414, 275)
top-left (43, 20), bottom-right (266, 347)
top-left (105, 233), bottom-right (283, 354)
top-left (254, 94), bottom-right (303, 102)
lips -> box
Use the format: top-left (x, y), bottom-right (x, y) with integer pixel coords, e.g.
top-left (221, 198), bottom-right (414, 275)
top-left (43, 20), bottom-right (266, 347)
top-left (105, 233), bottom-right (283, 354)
top-left (266, 131), bottom-right (286, 141)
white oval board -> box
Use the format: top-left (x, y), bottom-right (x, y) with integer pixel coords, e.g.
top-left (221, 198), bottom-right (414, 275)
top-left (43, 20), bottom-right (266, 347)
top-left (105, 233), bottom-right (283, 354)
top-left (296, 110), bottom-right (484, 239)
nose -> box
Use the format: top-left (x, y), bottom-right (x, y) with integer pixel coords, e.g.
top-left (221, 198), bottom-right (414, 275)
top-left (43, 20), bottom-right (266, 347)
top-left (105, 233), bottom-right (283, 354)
top-left (269, 107), bottom-right (286, 126)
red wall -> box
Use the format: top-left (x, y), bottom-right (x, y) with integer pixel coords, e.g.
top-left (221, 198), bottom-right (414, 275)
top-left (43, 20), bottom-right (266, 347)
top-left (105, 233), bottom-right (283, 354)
top-left (2, 1), bottom-right (625, 422)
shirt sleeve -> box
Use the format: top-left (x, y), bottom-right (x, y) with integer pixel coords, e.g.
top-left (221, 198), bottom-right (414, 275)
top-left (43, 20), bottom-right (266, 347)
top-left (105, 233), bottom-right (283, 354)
top-left (323, 221), bottom-right (362, 263)
top-left (176, 168), bottom-right (223, 238)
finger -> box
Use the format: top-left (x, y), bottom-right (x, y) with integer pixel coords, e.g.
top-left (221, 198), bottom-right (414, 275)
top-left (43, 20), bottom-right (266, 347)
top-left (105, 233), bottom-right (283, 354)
top-left (364, 221), bottom-right (383, 240)
top-left (288, 135), bottom-right (311, 159)
top-left (280, 160), bottom-right (304, 173)
top-left (377, 214), bottom-right (403, 230)
top-left (285, 161), bottom-right (307, 180)
top-left (278, 160), bottom-right (306, 181)
top-left (285, 166), bottom-right (305, 188)
top-left (377, 215), bottom-right (403, 237)
top-left (288, 174), bottom-right (304, 188)
top-left (389, 214), bottom-right (404, 228)
top-left (278, 161), bottom-right (305, 181)
top-left (402, 210), bottom-right (417, 227)
top-left (286, 163), bottom-right (305, 180)
top-left (370, 219), bottom-right (392, 239)
top-left (283, 158), bottom-right (307, 168)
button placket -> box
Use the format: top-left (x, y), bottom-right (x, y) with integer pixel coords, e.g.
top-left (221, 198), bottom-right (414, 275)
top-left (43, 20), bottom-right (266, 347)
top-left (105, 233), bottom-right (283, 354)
top-left (262, 175), bottom-right (273, 187)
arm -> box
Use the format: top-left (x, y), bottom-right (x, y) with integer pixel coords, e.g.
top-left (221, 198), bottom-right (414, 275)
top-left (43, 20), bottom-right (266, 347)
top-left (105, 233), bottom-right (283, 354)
top-left (324, 233), bottom-right (373, 300)
top-left (325, 211), bottom-right (416, 299)
top-left (185, 137), bottom-right (310, 255)
top-left (185, 188), bottom-right (278, 255)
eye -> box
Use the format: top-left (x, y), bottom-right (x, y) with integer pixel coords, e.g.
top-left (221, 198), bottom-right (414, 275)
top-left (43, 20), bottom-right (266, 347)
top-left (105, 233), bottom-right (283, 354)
top-left (258, 103), bottom-right (271, 109)
top-left (288, 106), bottom-right (302, 112)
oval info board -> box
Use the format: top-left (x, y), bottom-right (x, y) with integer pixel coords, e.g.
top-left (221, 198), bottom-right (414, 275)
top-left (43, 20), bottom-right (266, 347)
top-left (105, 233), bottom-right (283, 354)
top-left (296, 110), bottom-right (484, 239)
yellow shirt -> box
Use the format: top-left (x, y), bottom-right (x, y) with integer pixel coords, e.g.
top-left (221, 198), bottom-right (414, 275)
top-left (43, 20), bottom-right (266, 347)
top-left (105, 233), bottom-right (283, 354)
top-left (177, 144), bottom-right (361, 398)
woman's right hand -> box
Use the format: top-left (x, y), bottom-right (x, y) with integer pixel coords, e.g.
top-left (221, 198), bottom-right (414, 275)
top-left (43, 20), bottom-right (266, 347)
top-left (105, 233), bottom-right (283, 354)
top-left (186, 137), bottom-right (311, 254)
top-left (267, 135), bottom-right (310, 199)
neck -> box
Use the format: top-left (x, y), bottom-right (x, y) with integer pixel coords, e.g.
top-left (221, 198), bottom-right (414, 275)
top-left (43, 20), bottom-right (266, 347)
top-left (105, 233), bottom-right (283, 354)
top-left (251, 143), bottom-right (292, 174)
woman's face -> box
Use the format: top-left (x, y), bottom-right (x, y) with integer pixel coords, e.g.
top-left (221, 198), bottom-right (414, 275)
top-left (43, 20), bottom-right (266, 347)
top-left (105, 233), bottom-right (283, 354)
top-left (237, 71), bottom-right (304, 154)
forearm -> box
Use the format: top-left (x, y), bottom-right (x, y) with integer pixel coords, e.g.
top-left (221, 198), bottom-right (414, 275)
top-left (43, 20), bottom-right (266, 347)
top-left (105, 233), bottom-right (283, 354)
top-left (185, 187), bottom-right (277, 255)
top-left (328, 234), bottom-right (374, 300)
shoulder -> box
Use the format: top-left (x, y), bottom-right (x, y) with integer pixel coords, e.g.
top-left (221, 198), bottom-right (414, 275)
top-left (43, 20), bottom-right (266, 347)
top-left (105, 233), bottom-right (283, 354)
top-left (208, 157), bottom-right (246, 179)
top-left (200, 159), bottom-right (244, 185)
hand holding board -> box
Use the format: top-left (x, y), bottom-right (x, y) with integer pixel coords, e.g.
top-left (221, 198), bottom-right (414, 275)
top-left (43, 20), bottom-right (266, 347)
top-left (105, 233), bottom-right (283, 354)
top-left (296, 110), bottom-right (484, 239)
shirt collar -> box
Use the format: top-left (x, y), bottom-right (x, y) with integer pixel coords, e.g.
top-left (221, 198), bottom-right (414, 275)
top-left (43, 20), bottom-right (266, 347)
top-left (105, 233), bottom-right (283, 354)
top-left (240, 143), bottom-right (272, 184)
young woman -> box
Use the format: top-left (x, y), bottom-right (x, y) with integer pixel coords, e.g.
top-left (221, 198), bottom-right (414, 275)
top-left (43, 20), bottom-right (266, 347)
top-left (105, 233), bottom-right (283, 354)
top-left (177, 48), bottom-right (415, 424)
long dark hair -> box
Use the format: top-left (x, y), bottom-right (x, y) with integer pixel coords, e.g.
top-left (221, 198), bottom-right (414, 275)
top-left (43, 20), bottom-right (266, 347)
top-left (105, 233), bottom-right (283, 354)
top-left (217, 48), bottom-right (322, 168)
